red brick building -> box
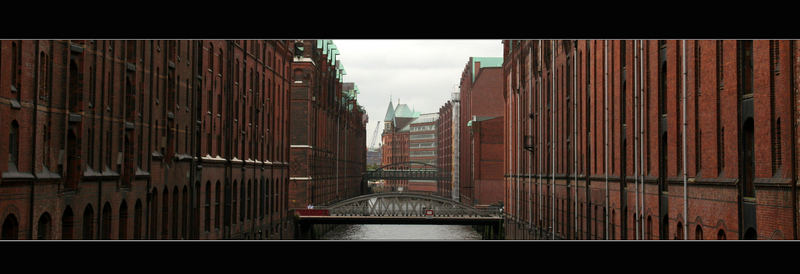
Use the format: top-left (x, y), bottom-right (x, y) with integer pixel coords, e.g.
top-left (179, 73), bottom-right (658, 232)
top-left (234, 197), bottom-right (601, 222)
top-left (502, 39), bottom-right (800, 240)
top-left (380, 100), bottom-right (419, 191)
top-left (289, 40), bottom-right (366, 210)
top-left (0, 40), bottom-right (293, 240)
top-left (437, 99), bottom-right (453, 198)
top-left (468, 116), bottom-right (504, 206)
top-left (459, 57), bottom-right (504, 205)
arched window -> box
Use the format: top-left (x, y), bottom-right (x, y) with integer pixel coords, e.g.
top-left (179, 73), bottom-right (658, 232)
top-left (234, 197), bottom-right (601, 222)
top-left (260, 178), bottom-right (265, 220)
top-left (37, 213), bottom-right (52, 240)
top-left (215, 181), bottom-right (221, 231)
top-left (744, 228), bottom-right (757, 240)
top-left (62, 207), bottom-right (74, 240)
top-left (717, 229), bottom-right (726, 240)
top-left (134, 200), bottom-right (142, 240)
top-left (101, 202), bottom-right (112, 239)
top-left (119, 201), bottom-right (128, 240)
top-left (182, 186), bottom-right (188, 239)
top-left (8, 120), bottom-right (19, 172)
top-left (646, 216), bottom-right (652, 240)
top-left (172, 186), bottom-right (179, 239)
top-left (83, 204), bottom-right (94, 240)
top-left (676, 222), bottom-right (683, 240)
top-left (150, 188), bottom-right (158, 239)
top-left (162, 187), bottom-right (169, 239)
top-left (205, 181), bottom-right (211, 232)
top-left (695, 224), bottom-right (703, 240)
top-left (2, 214), bottom-right (19, 240)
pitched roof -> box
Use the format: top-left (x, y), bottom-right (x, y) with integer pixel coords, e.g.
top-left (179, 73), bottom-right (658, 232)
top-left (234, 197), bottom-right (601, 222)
top-left (383, 100), bottom-right (395, 122)
top-left (393, 104), bottom-right (417, 118)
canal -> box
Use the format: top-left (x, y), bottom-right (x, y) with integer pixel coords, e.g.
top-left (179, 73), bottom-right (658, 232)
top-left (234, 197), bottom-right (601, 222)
top-left (319, 224), bottom-right (483, 240)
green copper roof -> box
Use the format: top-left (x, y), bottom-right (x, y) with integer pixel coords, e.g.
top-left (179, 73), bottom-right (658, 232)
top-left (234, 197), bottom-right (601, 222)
top-left (471, 57), bottom-right (503, 83)
top-left (393, 104), bottom-right (418, 118)
top-left (384, 101), bottom-right (395, 122)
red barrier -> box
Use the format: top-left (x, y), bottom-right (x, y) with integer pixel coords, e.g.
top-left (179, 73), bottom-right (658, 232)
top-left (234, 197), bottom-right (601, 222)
top-left (296, 209), bottom-right (330, 216)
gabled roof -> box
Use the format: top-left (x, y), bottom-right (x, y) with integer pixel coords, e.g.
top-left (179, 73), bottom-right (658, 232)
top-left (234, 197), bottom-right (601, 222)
top-left (393, 104), bottom-right (417, 118)
top-left (471, 57), bottom-right (503, 83)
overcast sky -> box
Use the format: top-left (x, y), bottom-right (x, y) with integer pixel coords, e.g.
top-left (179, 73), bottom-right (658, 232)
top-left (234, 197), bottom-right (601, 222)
top-left (333, 40), bottom-right (503, 149)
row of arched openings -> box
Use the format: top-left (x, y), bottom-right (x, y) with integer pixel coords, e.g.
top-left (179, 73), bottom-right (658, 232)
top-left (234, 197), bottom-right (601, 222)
top-left (0, 199), bottom-right (143, 240)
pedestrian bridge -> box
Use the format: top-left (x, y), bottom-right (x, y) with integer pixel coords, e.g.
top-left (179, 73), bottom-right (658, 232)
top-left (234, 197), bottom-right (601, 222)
top-left (293, 192), bottom-right (504, 239)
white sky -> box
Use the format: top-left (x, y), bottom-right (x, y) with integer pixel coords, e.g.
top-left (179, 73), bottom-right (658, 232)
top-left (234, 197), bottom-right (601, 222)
top-left (333, 39), bottom-right (503, 149)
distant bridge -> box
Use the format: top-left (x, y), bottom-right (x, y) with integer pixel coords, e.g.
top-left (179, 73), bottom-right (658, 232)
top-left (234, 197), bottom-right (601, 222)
top-left (293, 192), bottom-right (503, 239)
top-left (362, 162), bottom-right (450, 181)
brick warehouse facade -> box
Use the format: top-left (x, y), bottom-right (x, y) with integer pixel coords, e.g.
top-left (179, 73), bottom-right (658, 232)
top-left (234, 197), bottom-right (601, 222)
top-left (468, 116), bottom-right (504, 207)
top-left (459, 57), bottom-right (505, 205)
top-left (437, 99), bottom-right (453, 198)
top-left (289, 40), bottom-right (367, 209)
top-left (0, 40), bottom-right (293, 240)
top-left (380, 100), bottom-right (419, 191)
top-left (502, 40), bottom-right (800, 240)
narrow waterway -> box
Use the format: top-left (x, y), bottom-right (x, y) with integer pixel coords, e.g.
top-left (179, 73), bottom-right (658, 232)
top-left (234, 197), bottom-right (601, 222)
top-left (320, 224), bottom-right (483, 240)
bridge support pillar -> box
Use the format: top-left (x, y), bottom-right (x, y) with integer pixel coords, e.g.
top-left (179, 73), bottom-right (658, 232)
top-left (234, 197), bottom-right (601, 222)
top-left (296, 222), bottom-right (315, 240)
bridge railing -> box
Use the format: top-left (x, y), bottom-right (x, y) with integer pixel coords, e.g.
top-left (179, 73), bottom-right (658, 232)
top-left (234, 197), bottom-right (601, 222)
top-left (324, 205), bottom-right (502, 217)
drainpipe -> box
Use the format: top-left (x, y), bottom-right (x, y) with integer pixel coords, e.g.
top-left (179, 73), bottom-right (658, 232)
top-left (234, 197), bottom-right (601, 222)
top-left (574, 41), bottom-right (578, 239)
top-left (641, 40), bottom-right (647, 239)
top-left (640, 40), bottom-right (646, 239)
top-left (529, 44), bottom-right (533, 232)
top-left (634, 40), bottom-right (640, 239)
top-left (514, 58), bottom-right (523, 231)
top-left (538, 40), bottom-right (543, 238)
top-left (790, 41), bottom-right (797, 240)
top-left (336, 108), bottom-right (340, 202)
top-left (551, 40), bottom-right (555, 240)
top-left (604, 40), bottom-right (609, 240)
top-left (682, 40), bottom-right (688, 240)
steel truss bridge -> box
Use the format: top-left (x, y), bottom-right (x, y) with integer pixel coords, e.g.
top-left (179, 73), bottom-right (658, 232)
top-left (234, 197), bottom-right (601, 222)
top-left (362, 161), bottom-right (451, 182)
top-left (294, 191), bottom-right (504, 239)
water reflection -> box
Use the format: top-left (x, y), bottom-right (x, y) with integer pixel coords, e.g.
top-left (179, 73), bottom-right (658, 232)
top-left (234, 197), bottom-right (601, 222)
top-left (320, 224), bottom-right (482, 240)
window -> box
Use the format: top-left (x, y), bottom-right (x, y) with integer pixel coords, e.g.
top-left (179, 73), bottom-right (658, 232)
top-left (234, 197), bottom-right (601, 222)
top-left (162, 187), bottom-right (169, 238)
top-left (11, 42), bottom-right (20, 97)
top-left (205, 182), bottom-right (211, 232)
top-left (743, 118), bottom-right (755, 197)
top-left (8, 120), bottom-right (19, 171)
top-left (83, 204), bottom-right (94, 240)
top-left (172, 186), bottom-right (179, 239)
top-left (119, 201), bottom-right (128, 240)
top-left (717, 229), bottom-right (726, 240)
top-left (37, 213), bottom-right (52, 240)
top-left (62, 207), bottom-right (74, 240)
top-left (695, 224), bottom-right (703, 240)
top-left (738, 41), bottom-right (753, 96)
top-left (215, 181), bottom-right (221, 231)
top-left (134, 200), bottom-right (142, 240)
top-left (101, 202), bottom-right (112, 240)
top-left (2, 214), bottom-right (19, 240)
